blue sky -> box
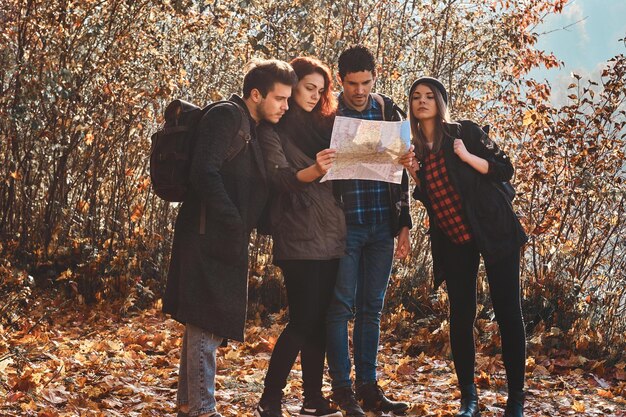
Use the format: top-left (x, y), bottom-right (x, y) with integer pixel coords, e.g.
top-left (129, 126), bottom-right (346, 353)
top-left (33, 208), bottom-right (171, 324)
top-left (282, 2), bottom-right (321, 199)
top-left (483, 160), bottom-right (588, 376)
top-left (528, 0), bottom-right (626, 105)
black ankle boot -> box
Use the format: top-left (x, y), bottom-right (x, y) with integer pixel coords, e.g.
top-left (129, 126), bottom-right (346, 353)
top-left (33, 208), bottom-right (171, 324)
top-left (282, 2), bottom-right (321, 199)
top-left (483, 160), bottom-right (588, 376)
top-left (503, 390), bottom-right (524, 417)
top-left (456, 384), bottom-right (480, 417)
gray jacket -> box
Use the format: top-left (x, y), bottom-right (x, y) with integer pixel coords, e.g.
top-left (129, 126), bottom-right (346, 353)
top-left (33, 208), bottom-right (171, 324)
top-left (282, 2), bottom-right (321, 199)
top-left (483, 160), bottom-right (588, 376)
top-left (258, 111), bottom-right (346, 261)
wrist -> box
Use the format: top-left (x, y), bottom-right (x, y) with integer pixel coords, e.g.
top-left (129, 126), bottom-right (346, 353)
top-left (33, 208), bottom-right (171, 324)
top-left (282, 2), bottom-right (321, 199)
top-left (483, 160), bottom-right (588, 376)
top-left (314, 164), bottom-right (324, 176)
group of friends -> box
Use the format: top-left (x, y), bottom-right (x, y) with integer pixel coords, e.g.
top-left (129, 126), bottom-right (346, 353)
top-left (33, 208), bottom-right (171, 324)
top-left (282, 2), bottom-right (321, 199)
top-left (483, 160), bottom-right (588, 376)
top-left (162, 44), bottom-right (529, 417)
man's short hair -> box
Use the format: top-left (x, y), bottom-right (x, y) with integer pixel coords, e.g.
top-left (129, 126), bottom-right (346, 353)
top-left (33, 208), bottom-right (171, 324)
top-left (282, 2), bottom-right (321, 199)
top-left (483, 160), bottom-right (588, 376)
top-left (338, 45), bottom-right (376, 80)
top-left (242, 59), bottom-right (297, 98)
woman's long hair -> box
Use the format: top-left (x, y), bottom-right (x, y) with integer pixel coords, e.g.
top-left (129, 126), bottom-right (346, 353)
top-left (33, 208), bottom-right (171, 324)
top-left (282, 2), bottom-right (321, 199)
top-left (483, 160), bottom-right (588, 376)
top-left (408, 82), bottom-right (452, 160)
top-left (290, 56), bottom-right (337, 124)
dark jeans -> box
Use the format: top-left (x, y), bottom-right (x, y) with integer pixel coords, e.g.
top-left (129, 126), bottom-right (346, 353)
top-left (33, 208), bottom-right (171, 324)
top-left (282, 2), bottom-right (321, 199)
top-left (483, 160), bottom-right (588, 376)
top-left (261, 258), bottom-right (339, 403)
top-left (442, 236), bottom-right (526, 392)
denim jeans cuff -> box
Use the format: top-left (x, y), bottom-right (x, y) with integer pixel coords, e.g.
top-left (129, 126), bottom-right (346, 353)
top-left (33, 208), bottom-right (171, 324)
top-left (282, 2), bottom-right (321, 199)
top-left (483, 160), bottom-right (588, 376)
top-left (188, 406), bottom-right (216, 417)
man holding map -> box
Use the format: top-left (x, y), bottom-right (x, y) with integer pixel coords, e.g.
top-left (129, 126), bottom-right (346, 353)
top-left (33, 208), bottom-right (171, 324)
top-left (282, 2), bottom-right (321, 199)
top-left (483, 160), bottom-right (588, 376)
top-left (326, 44), bottom-right (413, 417)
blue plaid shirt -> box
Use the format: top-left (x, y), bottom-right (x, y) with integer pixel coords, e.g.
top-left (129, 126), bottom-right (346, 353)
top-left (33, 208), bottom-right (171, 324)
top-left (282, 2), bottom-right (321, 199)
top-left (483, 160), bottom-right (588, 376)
top-left (336, 93), bottom-right (391, 225)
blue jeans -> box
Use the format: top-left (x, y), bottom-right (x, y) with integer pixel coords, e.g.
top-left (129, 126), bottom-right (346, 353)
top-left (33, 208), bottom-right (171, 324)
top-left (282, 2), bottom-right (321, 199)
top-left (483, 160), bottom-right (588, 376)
top-left (177, 323), bottom-right (223, 417)
top-left (326, 221), bottom-right (395, 389)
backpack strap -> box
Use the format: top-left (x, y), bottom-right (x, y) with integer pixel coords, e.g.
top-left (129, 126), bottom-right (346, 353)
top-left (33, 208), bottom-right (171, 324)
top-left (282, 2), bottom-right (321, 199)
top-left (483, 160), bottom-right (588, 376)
top-left (225, 104), bottom-right (251, 161)
top-left (372, 92), bottom-right (406, 120)
top-left (198, 101), bottom-right (251, 234)
top-left (371, 93), bottom-right (386, 119)
top-left (161, 125), bottom-right (191, 135)
top-left (393, 104), bottom-right (407, 119)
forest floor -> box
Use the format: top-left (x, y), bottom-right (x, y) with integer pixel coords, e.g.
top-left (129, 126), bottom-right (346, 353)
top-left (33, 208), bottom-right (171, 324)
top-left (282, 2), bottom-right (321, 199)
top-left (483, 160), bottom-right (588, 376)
top-left (1, 294), bottom-right (625, 417)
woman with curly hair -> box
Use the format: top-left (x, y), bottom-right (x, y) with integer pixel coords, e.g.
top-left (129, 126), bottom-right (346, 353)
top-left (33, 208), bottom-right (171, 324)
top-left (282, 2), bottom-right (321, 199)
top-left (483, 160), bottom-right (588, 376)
top-left (254, 57), bottom-right (344, 417)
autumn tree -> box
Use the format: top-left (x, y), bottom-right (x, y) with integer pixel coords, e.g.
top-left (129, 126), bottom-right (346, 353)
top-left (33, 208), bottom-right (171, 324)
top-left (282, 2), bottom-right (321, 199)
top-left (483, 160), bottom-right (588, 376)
top-left (1, 0), bottom-right (624, 358)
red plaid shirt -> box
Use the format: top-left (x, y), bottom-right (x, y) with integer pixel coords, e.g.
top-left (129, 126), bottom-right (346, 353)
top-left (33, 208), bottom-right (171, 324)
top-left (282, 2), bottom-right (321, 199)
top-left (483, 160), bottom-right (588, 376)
top-left (424, 150), bottom-right (472, 244)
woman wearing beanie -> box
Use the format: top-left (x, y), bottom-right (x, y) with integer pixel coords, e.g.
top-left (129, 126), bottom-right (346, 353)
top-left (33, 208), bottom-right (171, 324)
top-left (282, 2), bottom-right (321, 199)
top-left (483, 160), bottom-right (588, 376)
top-left (254, 57), bottom-right (345, 417)
top-left (405, 77), bottom-right (528, 417)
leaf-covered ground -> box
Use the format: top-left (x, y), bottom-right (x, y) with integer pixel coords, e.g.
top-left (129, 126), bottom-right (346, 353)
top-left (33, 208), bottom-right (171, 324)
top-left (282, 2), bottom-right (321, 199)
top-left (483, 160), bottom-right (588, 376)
top-left (1, 296), bottom-right (625, 417)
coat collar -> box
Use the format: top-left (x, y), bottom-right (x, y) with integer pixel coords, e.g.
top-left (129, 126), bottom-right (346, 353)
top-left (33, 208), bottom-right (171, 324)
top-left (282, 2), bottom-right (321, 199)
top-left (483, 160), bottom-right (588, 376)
top-left (229, 94), bottom-right (256, 126)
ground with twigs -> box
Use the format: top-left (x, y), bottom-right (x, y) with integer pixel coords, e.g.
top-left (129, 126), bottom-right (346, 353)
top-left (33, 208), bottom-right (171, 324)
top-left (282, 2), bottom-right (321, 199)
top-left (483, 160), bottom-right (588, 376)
top-left (1, 293), bottom-right (625, 417)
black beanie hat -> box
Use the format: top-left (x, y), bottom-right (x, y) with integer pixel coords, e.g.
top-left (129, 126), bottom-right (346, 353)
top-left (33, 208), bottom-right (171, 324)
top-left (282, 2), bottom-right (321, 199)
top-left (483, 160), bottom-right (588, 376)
top-left (409, 77), bottom-right (448, 105)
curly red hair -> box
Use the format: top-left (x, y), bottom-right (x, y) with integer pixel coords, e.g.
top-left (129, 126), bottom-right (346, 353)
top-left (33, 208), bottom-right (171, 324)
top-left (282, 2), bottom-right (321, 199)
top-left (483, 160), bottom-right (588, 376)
top-left (290, 57), bottom-right (337, 120)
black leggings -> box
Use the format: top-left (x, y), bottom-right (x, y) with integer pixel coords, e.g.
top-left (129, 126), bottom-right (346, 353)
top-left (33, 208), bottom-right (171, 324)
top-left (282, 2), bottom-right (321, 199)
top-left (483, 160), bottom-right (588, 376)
top-left (261, 258), bottom-right (339, 403)
top-left (442, 237), bottom-right (526, 392)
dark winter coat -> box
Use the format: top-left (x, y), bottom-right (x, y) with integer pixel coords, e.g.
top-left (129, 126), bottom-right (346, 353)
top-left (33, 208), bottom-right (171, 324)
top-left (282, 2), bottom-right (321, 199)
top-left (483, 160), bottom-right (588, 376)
top-left (258, 105), bottom-right (346, 261)
top-left (163, 95), bottom-right (268, 341)
top-left (412, 120), bottom-right (528, 288)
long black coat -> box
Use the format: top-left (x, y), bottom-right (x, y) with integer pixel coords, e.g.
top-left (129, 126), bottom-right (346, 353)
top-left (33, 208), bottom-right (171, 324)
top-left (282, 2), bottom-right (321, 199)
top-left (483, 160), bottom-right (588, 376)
top-left (163, 95), bottom-right (268, 341)
top-left (413, 120), bottom-right (528, 288)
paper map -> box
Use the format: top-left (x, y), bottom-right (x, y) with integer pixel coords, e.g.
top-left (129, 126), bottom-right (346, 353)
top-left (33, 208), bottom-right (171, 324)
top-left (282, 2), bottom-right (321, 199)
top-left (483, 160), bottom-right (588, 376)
top-left (320, 116), bottom-right (411, 184)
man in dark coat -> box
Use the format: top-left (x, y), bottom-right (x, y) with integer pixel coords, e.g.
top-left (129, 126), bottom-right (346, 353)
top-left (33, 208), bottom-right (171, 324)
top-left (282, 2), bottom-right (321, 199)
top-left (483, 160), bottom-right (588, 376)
top-left (163, 59), bottom-right (297, 417)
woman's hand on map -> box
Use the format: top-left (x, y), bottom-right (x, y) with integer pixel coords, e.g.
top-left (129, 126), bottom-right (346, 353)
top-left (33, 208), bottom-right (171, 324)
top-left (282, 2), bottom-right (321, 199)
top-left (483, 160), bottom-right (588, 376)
top-left (315, 148), bottom-right (337, 175)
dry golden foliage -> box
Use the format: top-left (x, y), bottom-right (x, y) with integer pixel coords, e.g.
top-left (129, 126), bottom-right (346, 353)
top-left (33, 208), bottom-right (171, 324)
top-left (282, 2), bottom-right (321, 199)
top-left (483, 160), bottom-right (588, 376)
top-left (0, 293), bottom-right (625, 416)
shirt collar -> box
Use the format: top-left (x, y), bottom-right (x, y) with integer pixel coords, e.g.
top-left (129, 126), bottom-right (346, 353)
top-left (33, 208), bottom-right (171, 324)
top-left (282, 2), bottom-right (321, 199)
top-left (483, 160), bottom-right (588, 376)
top-left (338, 92), bottom-right (378, 113)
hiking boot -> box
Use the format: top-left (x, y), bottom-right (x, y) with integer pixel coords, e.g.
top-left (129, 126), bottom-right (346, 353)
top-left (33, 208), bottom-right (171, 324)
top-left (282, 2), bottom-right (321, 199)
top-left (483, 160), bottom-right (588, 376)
top-left (456, 384), bottom-right (480, 417)
top-left (299, 395), bottom-right (343, 417)
top-left (254, 401), bottom-right (283, 417)
top-left (331, 386), bottom-right (365, 417)
top-left (503, 390), bottom-right (524, 417)
top-left (356, 382), bottom-right (409, 415)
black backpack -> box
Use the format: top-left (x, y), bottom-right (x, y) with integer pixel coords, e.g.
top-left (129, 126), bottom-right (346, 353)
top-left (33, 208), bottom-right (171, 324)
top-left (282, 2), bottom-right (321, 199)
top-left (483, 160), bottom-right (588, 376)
top-left (150, 99), bottom-right (250, 202)
top-left (481, 125), bottom-right (516, 202)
